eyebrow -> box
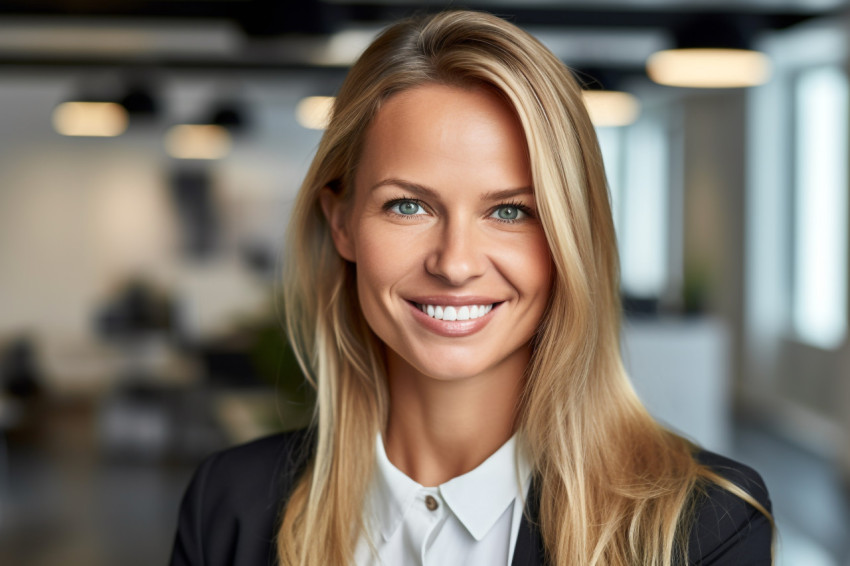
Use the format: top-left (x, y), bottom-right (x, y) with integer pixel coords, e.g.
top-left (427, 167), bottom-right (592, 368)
top-left (480, 187), bottom-right (535, 201)
top-left (369, 179), bottom-right (440, 199)
top-left (370, 178), bottom-right (535, 201)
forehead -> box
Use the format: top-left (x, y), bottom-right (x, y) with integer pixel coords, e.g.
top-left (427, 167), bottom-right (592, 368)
top-left (354, 83), bottom-right (531, 195)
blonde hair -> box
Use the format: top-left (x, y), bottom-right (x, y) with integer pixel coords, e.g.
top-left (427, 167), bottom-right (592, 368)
top-left (279, 10), bottom-right (772, 566)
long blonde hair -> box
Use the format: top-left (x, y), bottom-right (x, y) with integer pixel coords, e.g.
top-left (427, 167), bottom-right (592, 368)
top-left (279, 10), bottom-right (772, 566)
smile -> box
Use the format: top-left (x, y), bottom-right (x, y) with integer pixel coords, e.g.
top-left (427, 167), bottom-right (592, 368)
top-left (413, 302), bottom-right (495, 321)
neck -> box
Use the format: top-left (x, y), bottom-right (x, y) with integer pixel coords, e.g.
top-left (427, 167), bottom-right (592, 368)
top-left (383, 350), bottom-right (526, 486)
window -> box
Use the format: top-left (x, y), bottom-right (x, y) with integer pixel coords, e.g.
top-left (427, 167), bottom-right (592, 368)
top-left (596, 126), bottom-right (623, 235)
top-left (597, 111), bottom-right (670, 299)
top-left (793, 66), bottom-right (848, 349)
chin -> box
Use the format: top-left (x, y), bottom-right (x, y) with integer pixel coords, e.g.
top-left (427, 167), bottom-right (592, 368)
top-left (402, 346), bottom-right (508, 382)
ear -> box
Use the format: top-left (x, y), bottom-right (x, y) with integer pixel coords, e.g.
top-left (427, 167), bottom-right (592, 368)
top-left (319, 186), bottom-right (356, 262)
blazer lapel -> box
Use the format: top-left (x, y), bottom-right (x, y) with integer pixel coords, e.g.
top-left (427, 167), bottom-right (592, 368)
top-left (511, 479), bottom-right (546, 566)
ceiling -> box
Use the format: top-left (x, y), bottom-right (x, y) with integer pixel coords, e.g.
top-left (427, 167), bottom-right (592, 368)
top-left (0, 0), bottom-right (845, 73)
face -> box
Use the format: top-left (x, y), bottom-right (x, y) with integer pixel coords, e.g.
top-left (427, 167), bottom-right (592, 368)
top-left (323, 83), bottom-right (552, 384)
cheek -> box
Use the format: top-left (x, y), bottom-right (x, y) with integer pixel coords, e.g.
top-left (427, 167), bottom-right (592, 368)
top-left (508, 231), bottom-right (554, 300)
top-left (350, 221), bottom-right (427, 328)
top-left (353, 223), bottom-right (419, 287)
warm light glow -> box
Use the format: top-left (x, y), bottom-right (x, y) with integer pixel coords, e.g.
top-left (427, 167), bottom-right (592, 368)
top-left (52, 101), bottom-right (128, 137)
top-left (582, 90), bottom-right (641, 127)
top-left (316, 29), bottom-right (379, 66)
top-left (164, 125), bottom-right (231, 160)
top-left (296, 96), bottom-right (335, 130)
top-left (647, 48), bottom-right (772, 88)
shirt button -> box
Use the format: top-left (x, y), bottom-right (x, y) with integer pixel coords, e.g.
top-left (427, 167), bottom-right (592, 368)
top-left (425, 495), bottom-right (439, 511)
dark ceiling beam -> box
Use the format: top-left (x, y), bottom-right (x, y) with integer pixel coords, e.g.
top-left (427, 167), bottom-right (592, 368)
top-left (339, 3), bottom-right (824, 31)
top-left (0, 56), bottom-right (352, 74)
top-left (0, 1), bottom-right (831, 35)
top-left (0, 1), bottom-right (344, 35)
top-left (0, 1), bottom-right (834, 73)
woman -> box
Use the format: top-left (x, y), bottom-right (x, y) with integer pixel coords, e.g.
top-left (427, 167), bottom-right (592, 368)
top-left (171, 10), bottom-right (773, 566)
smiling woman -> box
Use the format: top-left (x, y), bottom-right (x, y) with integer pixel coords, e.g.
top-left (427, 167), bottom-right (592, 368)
top-left (170, 10), bottom-right (774, 566)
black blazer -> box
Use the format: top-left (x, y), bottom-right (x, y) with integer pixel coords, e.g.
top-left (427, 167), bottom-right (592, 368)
top-left (170, 429), bottom-right (773, 566)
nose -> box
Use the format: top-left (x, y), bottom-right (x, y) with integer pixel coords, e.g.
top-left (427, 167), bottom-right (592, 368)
top-left (424, 218), bottom-right (487, 286)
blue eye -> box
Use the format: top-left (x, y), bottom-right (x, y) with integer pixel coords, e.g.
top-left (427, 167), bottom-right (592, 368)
top-left (390, 199), bottom-right (425, 216)
top-left (491, 205), bottom-right (526, 221)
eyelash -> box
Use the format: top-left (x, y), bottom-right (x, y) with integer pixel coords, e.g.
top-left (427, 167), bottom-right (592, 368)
top-left (383, 196), bottom-right (535, 223)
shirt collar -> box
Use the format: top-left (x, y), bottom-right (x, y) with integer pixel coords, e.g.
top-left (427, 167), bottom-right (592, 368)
top-left (369, 433), bottom-right (532, 543)
top-left (370, 434), bottom-right (423, 542)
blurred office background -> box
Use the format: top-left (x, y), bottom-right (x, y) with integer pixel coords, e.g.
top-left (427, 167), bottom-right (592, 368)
top-left (0, 0), bottom-right (848, 564)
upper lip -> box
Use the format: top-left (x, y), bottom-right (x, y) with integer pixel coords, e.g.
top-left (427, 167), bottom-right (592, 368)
top-left (406, 296), bottom-right (503, 306)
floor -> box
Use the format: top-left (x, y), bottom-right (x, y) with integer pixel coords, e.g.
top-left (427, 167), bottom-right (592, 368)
top-left (0, 397), bottom-right (196, 566)
top-left (0, 397), bottom-right (847, 566)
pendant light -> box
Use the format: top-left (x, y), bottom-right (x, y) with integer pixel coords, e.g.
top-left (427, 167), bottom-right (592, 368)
top-left (647, 14), bottom-right (772, 88)
top-left (164, 101), bottom-right (246, 160)
top-left (578, 68), bottom-right (641, 128)
top-left (52, 100), bottom-right (129, 137)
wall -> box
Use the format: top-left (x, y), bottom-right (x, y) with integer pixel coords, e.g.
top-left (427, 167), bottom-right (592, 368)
top-left (0, 71), bottom-right (330, 392)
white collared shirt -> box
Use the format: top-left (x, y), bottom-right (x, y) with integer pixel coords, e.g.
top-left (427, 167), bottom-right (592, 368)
top-left (353, 433), bottom-right (532, 566)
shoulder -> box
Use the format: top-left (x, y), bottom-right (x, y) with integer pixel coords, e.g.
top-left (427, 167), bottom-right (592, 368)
top-left (170, 428), bottom-right (312, 566)
top-left (192, 427), bottom-right (312, 520)
top-left (695, 450), bottom-right (769, 497)
top-left (686, 450), bottom-right (773, 565)
top-left (196, 428), bottom-right (312, 498)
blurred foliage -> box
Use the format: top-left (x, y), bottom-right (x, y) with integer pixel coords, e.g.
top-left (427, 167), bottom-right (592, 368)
top-left (238, 300), bottom-right (316, 432)
top-left (683, 260), bottom-right (711, 315)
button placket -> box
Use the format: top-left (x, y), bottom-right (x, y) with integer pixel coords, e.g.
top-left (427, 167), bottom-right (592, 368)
top-left (417, 489), bottom-right (444, 565)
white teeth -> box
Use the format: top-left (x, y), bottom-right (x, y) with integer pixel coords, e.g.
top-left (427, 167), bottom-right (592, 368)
top-left (416, 302), bottom-right (495, 321)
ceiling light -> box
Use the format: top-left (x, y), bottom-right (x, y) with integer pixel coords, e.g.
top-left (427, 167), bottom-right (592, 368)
top-left (315, 28), bottom-right (380, 66)
top-left (647, 48), bottom-right (771, 88)
top-left (52, 101), bottom-right (128, 137)
top-left (647, 14), bottom-right (772, 89)
top-left (164, 124), bottom-right (231, 160)
top-left (296, 96), bottom-right (334, 130)
top-left (582, 90), bottom-right (641, 127)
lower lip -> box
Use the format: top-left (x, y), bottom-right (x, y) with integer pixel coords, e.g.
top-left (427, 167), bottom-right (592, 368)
top-left (407, 301), bottom-right (499, 337)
